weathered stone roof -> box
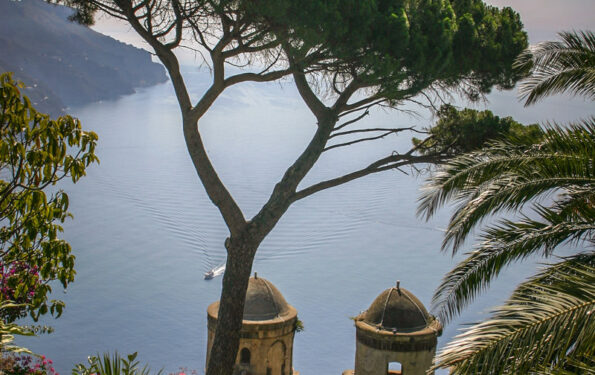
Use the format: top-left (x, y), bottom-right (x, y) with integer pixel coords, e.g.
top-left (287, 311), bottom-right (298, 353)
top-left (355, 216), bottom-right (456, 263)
top-left (363, 283), bottom-right (431, 332)
top-left (243, 275), bottom-right (291, 321)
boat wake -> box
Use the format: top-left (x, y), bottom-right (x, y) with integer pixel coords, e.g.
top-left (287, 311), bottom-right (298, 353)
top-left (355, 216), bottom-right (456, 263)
top-left (204, 264), bottom-right (226, 280)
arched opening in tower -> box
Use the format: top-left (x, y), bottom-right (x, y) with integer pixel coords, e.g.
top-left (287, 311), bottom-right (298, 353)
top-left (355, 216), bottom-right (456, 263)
top-left (388, 361), bottom-right (402, 374)
top-left (240, 348), bottom-right (251, 365)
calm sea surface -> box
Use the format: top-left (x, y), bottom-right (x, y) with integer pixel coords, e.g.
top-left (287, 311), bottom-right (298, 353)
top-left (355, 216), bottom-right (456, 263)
top-left (17, 68), bottom-right (592, 374)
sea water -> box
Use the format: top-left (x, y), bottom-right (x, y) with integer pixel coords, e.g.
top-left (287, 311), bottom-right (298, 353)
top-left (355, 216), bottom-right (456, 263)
top-left (16, 68), bottom-right (592, 375)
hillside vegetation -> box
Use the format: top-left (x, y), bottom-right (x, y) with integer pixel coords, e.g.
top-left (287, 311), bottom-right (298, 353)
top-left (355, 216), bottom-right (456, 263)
top-left (0, 0), bottom-right (167, 115)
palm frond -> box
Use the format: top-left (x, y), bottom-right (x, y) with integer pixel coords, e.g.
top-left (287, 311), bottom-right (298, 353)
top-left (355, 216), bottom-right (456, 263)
top-left (419, 120), bottom-right (595, 253)
top-left (516, 30), bottom-right (595, 105)
top-left (417, 142), bottom-right (545, 225)
top-left (538, 355), bottom-right (595, 374)
top-left (521, 67), bottom-right (595, 105)
top-left (73, 352), bottom-right (162, 375)
top-left (443, 171), bottom-right (593, 251)
top-left (433, 259), bottom-right (595, 375)
top-left (432, 215), bottom-right (595, 323)
top-left (426, 30), bottom-right (595, 374)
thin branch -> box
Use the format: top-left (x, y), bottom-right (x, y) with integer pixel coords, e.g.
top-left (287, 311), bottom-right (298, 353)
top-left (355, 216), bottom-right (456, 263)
top-left (407, 133), bottom-right (434, 154)
top-left (332, 78), bottom-right (362, 111)
top-left (221, 40), bottom-right (278, 59)
top-left (333, 110), bottom-right (370, 131)
top-left (176, 44), bottom-right (209, 65)
top-left (341, 93), bottom-right (384, 112)
top-left (330, 126), bottom-right (415, 139)
top-left (324, 128), bottom-right (414, 151)
top-left (181, 7), bottom-right (212, 52)
top-left (293, 153), bottom-right (440, 201)
top-left (258, 48), bottom-right (283, 75)
top-left (337, 99), bottom-right (387, 118)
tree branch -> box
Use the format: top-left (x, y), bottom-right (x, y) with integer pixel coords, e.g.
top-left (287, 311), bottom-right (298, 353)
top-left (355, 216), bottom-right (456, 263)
top-left (114, 0), bottom-right (192, 112)
top-left (325, 128), bottom-right (415, 151)
top-left (337, 99), bottom-right (387, 119)
top-left (332, 78), bottom-right (362, 112)
top-left (221, 39), bottom-right (279, 59)
top-left (333, 110), bottom-right (370, 131)
top-left (341, 93), bottom-right (384, 112)
top-left (330, 126), bottom-right (415, 139)
top-left (293, 153), bottom-right (441, 201)
top-left (249, 115), bottom-right (335, 241)
top-left (284, 46), bottom-right (327, 119)
top-left (223, 69), bottom-right (292, 88)
top-left (181, 116), bottom-right (247, 235)
top-left (164, 0), bottom-right (183, 49)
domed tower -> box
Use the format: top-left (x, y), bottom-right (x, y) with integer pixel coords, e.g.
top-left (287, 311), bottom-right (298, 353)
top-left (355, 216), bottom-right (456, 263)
top-left (207, 273), bottom-right (298, 375)
top-left (346, 282), bottom-right (442, 375)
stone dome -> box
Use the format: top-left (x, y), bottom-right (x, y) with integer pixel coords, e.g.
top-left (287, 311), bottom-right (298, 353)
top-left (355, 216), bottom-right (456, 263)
top-left (243, 274), bottom-right (291, 321)
top-left (363, 283), bottom-right (432, 332)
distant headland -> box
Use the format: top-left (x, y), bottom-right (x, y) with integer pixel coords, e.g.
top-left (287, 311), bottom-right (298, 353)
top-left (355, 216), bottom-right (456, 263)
top-left (0, 0), bottom-right (168, 116)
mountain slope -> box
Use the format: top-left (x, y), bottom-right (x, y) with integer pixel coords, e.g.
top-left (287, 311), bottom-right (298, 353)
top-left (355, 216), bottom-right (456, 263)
top-left (0, 0), bottom-right (168, 116)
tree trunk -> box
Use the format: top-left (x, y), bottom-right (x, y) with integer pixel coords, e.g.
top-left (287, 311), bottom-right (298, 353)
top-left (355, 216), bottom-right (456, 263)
top-left (206, 237), bottom-right (258, 375)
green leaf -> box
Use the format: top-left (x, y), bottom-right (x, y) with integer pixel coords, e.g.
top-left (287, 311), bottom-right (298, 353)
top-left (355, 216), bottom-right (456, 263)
top-left (0, 72), bottom-right (98, 320)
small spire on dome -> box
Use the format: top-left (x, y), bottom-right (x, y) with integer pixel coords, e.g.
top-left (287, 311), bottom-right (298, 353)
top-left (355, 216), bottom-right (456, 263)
top-left (254, 272), bottom-right (258, 279)
top-left (396, 280), bottom-right (401, 296)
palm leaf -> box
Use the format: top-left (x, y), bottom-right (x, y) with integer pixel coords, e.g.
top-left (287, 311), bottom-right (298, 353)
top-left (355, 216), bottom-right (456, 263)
top-left (433, 259), bottom-right (595, 375)
top-left (538, 355), bottom-right (595, 374)
top-left (418, 120), bottom-right (595, 253)
top-left (425, 29), bottom-right (595, 374)
top-left (516, 30), bottom-right (595, 105)
top-left (73, 352), bottom-right (163, 375)
top-left (432, 215), bottom-right (595, 323)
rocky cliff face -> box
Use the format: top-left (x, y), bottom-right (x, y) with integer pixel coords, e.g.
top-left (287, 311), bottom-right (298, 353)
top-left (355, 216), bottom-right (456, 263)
top-left (0, 0), bottom-right (168, 116)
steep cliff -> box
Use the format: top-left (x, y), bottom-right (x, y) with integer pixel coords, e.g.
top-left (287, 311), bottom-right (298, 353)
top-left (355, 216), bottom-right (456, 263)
top-left (0, 0), bottom-right (168, 116)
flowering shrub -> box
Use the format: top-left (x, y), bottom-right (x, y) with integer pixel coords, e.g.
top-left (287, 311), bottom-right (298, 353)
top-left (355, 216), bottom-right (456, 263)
top-left (0, 73), bottom-right (99, 323)
top-left (0, 355), bottom-right (58, 375)
top-left (0, 262), bottom-right (41, 322)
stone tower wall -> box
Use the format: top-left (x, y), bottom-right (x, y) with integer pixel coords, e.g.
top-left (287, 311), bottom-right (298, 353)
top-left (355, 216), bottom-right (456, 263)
top-left (352, 317), bottom-right (441, 375)
top-left (354, 339), bottom-right (436, 375)
top-left (207, 303), bottom-right (297, 375)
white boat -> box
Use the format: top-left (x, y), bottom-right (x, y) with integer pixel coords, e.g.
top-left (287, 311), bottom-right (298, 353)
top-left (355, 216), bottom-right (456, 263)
top-left (204, 264), bottom-right (225, 280)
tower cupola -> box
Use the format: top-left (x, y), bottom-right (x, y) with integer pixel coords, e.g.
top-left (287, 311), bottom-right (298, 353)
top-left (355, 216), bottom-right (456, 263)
top-left (345, 282), bottom-right (442, 375)
top-left (207, 274), bottom-right (299, 375)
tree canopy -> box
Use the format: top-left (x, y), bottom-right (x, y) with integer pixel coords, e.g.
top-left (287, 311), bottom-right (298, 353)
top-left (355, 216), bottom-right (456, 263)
top-left (412, 104), bottom-right (542, 155)
top-left (0, 72), bottom-right (98, 324)
top-left (262, 0), bottom-right (527, 99)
